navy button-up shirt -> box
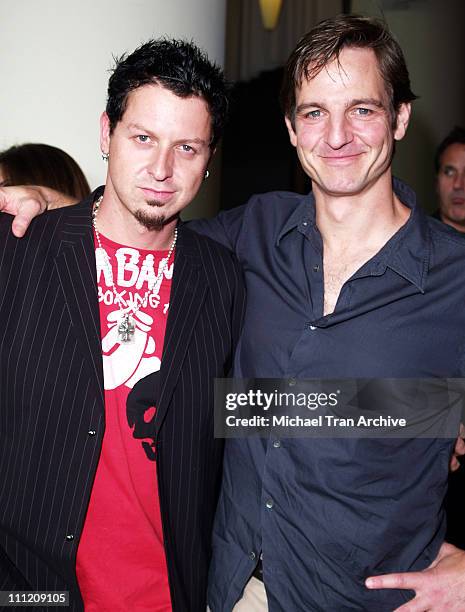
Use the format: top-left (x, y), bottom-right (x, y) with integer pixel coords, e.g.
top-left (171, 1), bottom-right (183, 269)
top-left (192, 180), bottom-right (465, 611)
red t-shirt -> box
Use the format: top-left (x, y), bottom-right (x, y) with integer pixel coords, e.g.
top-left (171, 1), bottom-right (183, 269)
top-left (76, 233), bottom-right (174, 611)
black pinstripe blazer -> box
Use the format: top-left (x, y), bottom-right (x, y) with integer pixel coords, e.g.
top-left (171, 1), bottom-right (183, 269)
top-left (0, 193), bottom-right (245, 611)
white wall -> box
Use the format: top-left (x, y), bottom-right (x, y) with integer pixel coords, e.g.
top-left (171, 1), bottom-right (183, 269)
top-left (0, 0), bottom-right (226, 217)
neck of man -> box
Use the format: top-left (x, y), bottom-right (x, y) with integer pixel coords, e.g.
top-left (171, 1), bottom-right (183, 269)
top-left (94, 194), bottom-right (178, 251)
top-left (314, 171), bottom-right (411, 257)
top-left (440, 213), bottom-right (465, 234)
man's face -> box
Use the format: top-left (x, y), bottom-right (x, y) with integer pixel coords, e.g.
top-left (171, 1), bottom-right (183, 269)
top-left (100, 83), bottom-right (212, 230)
top-left (437, 143), bottom-right (465, 231)
top-left (285, 47), bottom-right (410, 199)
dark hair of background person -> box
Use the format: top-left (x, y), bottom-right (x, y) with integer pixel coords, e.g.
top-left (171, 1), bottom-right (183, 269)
top-left (434, 126), bottom-right (465, 173)
top-left (0, 143), bottom-right (91, 200)
top-left (281, 14), bottom-right (418, 128)
top-left (106, 38), bottom-right (230, 149)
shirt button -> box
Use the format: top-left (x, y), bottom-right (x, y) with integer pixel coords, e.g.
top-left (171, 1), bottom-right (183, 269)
top-left (302, 221), bottom-right (308, 227)
top-left (309, 325), bottom-right (316, 331)
top-left (249, 551), bottom-right (256, 560)
top-left (313, 264), bottom-right (320, 272)
top-left (273, 440), bottom-right (281, 448)
top-left (265, 499), bottom-right (274, 510)
top-left (88, 430), bottom-right (96, 436)
top-left (65, 534), bottom-right (74, 541)
top-left (288, 378), bottom-right (297, 387)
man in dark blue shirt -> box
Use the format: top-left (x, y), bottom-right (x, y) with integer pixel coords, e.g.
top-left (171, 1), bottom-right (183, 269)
top-left (195, 14), bottom-right (465, 612)
top-left (196, 182), bottom-right (465, 610)
top-left (3, 14), bottom-right (465, 612)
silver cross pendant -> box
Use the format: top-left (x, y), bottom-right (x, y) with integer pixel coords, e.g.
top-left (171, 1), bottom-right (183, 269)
top-left (118, 314), bottom-right (136, 343)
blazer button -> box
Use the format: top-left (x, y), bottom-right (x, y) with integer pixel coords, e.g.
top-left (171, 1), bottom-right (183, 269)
top-left (88, 430), bottom-right (96, 436)
top-left (65, 534), bottom-right (74, 541)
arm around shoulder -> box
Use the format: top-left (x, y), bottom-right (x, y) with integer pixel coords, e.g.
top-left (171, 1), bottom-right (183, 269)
top-left (187, 202), bottom-right (249, 254)
top-left (0, 185), bottom-right (76, 238)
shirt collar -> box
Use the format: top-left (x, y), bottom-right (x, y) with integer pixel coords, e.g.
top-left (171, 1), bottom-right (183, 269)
top-left (384, 177), bottom-right (430, 292)
top-left (276, 192), bottom-right (315, 245)
top-left (276, 178), bottom-right (430, 292)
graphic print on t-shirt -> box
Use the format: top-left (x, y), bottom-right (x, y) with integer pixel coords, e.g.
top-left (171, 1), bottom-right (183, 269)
top-left (96, 242), bottom-right (173, 390)
top-left (76, 232), bottom-right (174, 611)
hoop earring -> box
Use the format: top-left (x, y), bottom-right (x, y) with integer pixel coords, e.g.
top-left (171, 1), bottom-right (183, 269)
top-left (204, 169), bottom-right (210, 180)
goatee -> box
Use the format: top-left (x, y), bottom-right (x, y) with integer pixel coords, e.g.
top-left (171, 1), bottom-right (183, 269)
top-left (134, 198), bottom-right (167, 230)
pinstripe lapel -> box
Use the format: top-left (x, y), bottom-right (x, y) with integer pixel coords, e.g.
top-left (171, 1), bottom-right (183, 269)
top-left (55, 201), bottom-right (104, 405)
top-left (155, 226), bottom-right (208, 431)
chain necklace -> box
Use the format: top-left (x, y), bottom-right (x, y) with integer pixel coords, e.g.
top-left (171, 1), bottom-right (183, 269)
top-left (92, 195), bottom-right (177, 343)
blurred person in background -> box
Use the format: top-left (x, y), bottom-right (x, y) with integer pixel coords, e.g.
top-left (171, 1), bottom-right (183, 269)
top-left (432, 127), bottom-right (465, 232)
top-left (0, 142), bottom-right (90, 208)
top-left (432, 126), bottom-right (465, 552)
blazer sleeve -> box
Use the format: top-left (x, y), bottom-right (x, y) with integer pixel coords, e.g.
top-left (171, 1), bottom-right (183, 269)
top-left (227, 250), bottom-right (247, 376)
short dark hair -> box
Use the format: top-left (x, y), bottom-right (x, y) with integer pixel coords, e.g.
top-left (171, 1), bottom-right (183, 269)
top-left (281, 14), bottom-right (417, 127)
top-left (0, 143), bottom-right (90, 200)
top-left (435, 126), bottom-right (465, 173)
top-left (106, 38), bottom-right (229, 148)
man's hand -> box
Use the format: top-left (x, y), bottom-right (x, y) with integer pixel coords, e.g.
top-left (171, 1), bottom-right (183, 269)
top-left (450, 423), bottom-right (465, 472)
top-left (365, 542), bottom-right (465, 611)
top-left (0, 185), bottom-right (76, 237)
